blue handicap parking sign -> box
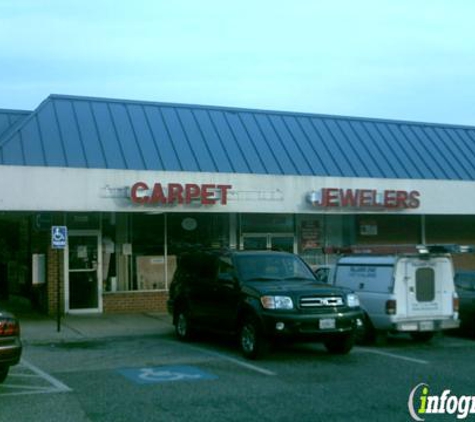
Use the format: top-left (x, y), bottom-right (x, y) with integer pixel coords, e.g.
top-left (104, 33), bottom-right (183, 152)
top-left (51, 226), bottom-right (68, 249)
top-left (118, 365), bottom-right (218, 384)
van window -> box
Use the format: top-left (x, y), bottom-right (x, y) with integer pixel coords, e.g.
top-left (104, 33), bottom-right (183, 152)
top-left (416, 268), bottom-right (435, 302)
top-left (335, 264), bottom-right (394, 293)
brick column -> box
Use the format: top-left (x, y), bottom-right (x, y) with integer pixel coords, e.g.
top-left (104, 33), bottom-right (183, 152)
top-left (47, 248), bottom-right (65, 316)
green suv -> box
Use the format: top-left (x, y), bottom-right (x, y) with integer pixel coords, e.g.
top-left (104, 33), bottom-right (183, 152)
top-left (167, 250), bottom-right (363, 359)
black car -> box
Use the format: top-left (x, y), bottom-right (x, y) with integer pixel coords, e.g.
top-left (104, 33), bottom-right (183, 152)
top-left (455, 270), bottom-right (475, 336)
top-left (0, 308), bottom-right (22, 383)
top-left (167, 250), bottom-right (363, 359)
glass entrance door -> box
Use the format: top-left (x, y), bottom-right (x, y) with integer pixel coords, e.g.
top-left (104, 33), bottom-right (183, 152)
top-left (240, 233), bottom-right (295, 253)
top-left (66, 231), bottom-right (102, 313)
top-left (241, 234), bottom-right (268, 251)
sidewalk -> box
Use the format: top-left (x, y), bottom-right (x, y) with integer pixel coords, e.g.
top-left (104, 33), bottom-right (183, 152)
top-left (1, 298), bottom-right (174, 345)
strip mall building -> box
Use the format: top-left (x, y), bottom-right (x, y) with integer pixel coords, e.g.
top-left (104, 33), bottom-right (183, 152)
top-left (0, 94), bottom-right (474, 315)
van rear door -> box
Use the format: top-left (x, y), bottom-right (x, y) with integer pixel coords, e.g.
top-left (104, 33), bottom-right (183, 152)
top-left (400, 256), bottom-right (453, 323)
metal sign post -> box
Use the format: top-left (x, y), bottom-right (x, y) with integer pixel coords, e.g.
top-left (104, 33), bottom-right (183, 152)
top-left (51, 226), bottom-right (68, 332)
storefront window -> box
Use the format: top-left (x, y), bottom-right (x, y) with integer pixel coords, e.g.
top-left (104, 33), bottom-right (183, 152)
top-left (355, 215), bottom-right (420, 244)
top-left (131, 214), bottom-right (166, 291)
top-left (241, 214), bottom-right (293, 233)
top-left (110, 213), bottom-right (229, 293)
top-left (297, 215), bottom-right (355, 268)
top-left (168, 213), bottom-right (229, 255)
top-left (167, 213), bottom-right (229, 285)
top-left (239, 214), bottom-right (295, 253)
top-left (66, 213), bottom-right (100, 230)
top-left (102, 213), bottom-right (117, 292)
top-left (298, 216), bottom-right (323, 268)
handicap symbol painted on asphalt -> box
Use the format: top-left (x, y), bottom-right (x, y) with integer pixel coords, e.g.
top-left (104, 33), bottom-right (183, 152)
top-left (118, 365), bottom-right (218, 384)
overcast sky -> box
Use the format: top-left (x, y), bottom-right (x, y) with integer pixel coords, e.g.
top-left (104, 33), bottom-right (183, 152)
top-left (1, 0), bottom-right (474, 125)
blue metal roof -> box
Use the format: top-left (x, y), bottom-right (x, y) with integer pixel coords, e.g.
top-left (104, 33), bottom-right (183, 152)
top-left (0, 94), bottom-right (474, 180)
top-left (0, 108), bottom-right (31, 140)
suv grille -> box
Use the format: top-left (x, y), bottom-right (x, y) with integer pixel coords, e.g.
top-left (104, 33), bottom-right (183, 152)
top-left (299, 296), bottom-right (344, 308)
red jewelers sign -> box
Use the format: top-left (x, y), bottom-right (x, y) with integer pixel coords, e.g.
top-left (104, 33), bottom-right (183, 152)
top-left (130, 182), bottom-right (232, 206)
top-left (307, 188), bottom-right (420, 210)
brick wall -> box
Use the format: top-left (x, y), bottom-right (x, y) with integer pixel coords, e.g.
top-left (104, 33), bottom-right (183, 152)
top-left (103, 291), bottom-right (168, 313)
top-left (46, 248), bottom-right (64, 315)
top-left (29, 213), bottom-right (65, 315)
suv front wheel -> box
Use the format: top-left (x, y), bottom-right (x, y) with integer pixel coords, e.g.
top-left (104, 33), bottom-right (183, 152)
top-left (239, 317), bottom-right (268, 360)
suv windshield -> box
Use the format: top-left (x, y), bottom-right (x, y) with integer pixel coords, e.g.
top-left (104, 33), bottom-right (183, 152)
top-left (235, 254), bottom-right (315, 282)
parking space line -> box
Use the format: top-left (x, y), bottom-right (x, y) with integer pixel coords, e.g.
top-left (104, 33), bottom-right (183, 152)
top-left (176, 342), bottom-right (277, 376)
top-left (9, 373), bottom-right (43, 378)
top-left (0, 387), bottom-right (64, 397)
top-left (2, 384), bottom-right (56, 390)
top-left (1, 360), bottom-right (73, 396)
top-left (356, 347), bottom-right (429, 365)
top-left (21, 360), bottom-right (72, 392)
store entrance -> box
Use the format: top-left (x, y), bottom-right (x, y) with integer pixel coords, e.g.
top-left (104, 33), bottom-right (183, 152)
top-left (66, 231), bottom-right (102, 313)
top-left (240, 233), bottom-right (295, 253)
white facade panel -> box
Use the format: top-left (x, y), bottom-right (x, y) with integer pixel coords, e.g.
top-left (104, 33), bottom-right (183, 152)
top-left (0, 165), bottom-right (474, 215)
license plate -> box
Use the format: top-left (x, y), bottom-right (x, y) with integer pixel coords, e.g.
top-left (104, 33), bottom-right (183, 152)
top-left (319, 318), bottom-right (336, 329)
top-left (419, 321), bottom-right (434, 331)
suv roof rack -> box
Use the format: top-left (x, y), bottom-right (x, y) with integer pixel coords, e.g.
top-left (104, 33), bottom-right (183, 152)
top-left (323, 244), bottom-right (474, 256)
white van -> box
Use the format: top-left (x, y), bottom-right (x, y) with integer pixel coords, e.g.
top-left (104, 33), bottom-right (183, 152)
top-left (330, 252), bottom-right (460, 342)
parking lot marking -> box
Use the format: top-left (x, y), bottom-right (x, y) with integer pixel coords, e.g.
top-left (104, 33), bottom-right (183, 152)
top-left (118, 365), bottom-right (218, 384)
top-left (0, 387), bottom-right (65, 396)
top-left (9, 372), bottom-right (44, 378)
top-left (182, 343), bottom-right (277, 376)
top-left (21, 360), bottom-right (72, 392)
top-left (0, 360), bottom-right (72, 397)
top-left (1, 384), bottom-right (54, 390)
top-left (357, 347), bottom-right (429, 365)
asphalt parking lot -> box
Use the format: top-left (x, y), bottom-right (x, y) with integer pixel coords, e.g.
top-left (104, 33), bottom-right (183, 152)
top-left (1, 329), bottom-right (475, 422)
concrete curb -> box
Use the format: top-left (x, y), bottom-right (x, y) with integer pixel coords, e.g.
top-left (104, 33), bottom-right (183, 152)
top-left (17, 312), bottom-right (174, 346)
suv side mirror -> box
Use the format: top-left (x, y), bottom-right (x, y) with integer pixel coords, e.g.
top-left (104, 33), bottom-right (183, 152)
top-left (314, 268), bottom-right (329, 283)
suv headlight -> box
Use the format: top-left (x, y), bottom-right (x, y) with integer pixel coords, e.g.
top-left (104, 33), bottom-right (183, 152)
top-left (346, 293), bottom-right (360, 308)
top-left (261, 296), bottom-right (294, 310)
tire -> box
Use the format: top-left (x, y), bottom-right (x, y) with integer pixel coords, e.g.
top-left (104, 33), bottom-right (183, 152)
top-left (0, 366), bottom-right (9, 383)
top-left (324, 332), bottom-right (355, 355)
top-left (373, 330), bottom-right (388, 346)
top-left (355, 314), bottom-right (376, 345)
top-left (239, 317), bottom-right (268, 360)
top-left (410, 332), bottom-right (434, 342)
top-left (174, 310), bottom-right (195, 341)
